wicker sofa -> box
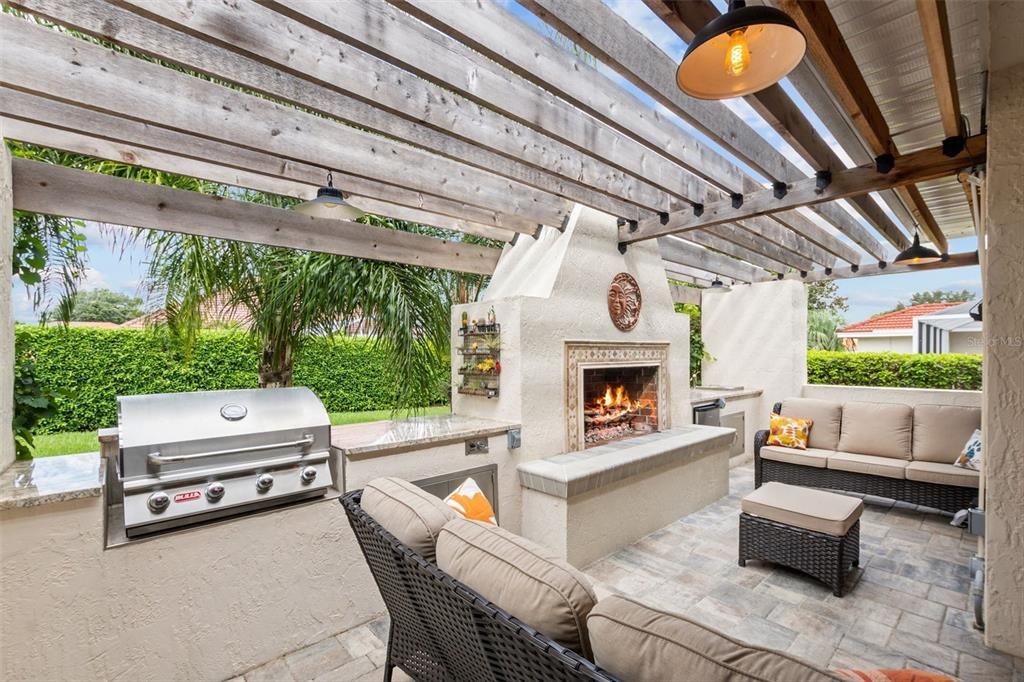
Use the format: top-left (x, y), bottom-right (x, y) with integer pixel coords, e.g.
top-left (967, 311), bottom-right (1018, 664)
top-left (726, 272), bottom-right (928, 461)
top-left (755, 398), bottom-right (980, 513)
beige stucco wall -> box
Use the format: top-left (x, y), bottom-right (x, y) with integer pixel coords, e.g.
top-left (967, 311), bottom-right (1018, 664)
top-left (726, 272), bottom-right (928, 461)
top-left (983, 1), bottom-right (1024, 656)
top-left (452, 206), bottom-right (694, 534)
top-left (801, 384), bottom-right (982, 408)
top-left (701, 279), bottom-right (807, 432)
top-left (848, 334), bottom-right (913, 353)
top-left (1, 139), bottom-right (13, 471)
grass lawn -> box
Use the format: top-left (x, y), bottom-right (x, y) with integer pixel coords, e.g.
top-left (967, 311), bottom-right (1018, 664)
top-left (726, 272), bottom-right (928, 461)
top-left (29, 405), bottom-right (452, 458)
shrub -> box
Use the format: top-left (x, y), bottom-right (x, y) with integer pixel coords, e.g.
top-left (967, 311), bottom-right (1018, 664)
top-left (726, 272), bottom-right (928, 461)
top-left (14, 326), bottom-right (449, 434)
top-left (807, 350), bottom-right (982, 391)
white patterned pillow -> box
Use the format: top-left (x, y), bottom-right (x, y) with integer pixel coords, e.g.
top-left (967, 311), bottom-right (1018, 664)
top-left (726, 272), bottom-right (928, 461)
top-left (954, 429), bottom-right (982, 470)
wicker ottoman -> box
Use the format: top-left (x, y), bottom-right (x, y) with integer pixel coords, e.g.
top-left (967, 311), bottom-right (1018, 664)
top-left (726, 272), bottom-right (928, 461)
top-left (738, 482), bottom-right (863, 597)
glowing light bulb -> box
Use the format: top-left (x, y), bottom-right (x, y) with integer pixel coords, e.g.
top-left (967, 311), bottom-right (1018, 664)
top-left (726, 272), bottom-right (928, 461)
top-left (725, 30), bottom-right (750, 77)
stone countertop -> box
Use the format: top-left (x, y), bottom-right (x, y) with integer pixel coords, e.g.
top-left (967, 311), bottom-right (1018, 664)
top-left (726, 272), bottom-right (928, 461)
top-left (331, 414), bottom-right (520, 458)
top-left (0, 452), bottom-right (106, 510)
top-left (518, 425), bottom-right (735, 498)
top-left (689, 386), bottom-right (764, 405)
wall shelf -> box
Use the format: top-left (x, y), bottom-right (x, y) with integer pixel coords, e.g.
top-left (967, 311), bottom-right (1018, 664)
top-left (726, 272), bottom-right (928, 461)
top-left (458, 323), bottom-right (500, 398)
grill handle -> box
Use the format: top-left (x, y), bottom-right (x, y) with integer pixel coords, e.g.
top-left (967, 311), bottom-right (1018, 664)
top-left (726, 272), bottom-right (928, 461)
top-left (147, 434), bottom-right (315, 467)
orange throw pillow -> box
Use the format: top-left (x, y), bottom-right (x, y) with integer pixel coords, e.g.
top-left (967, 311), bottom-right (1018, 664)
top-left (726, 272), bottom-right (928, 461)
top-left (836, 670), bottom-right (956, 682)
top-left (445, 478), bottom-right (497, 525)
top-left (766, 413), bottom-right (813, 450)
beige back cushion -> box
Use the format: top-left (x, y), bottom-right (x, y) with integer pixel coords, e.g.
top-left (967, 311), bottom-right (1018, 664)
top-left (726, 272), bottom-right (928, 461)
top-left (837, 401), bottom-right (914, 460)
top-left (913, 404), bottom-right (982, 463)
top-left (361, 477), bottom-right (456, 562)
top-left (588, 595), bottom-right (839, 682)
top-left (436, 517), bottom-right (597, 657)
top-left (781, 398), bottom-right (843, 450)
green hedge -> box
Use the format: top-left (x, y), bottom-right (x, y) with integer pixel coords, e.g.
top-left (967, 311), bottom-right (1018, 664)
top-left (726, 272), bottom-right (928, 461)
top-left (15, 326), bottom-right (449, 434)
top-left (807, 350), bottom-right (982, 390)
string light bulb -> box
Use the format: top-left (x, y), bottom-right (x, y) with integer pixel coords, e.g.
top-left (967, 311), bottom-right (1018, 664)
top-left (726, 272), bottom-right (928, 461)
top-left (725, 30), bottom-right (750, 77)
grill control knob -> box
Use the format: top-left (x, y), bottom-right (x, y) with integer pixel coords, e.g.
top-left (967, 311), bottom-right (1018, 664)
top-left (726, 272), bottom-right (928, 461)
top-left (300, 466), bottom-right (318, 484)
top-left (255, 473), bottom-right (274, 493)
top-left (148, 492), bottom-right (171, 513)
top-left (206, 482), bottom-right (226, 502)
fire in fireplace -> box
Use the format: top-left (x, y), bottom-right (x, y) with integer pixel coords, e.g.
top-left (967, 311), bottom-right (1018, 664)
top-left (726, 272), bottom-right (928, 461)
top-left (582, 366), bottom-right (659, 447)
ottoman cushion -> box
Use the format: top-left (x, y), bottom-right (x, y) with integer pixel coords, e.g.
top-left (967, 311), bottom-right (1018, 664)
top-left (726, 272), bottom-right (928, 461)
top-left (742, 482), bottom-right (862, 536)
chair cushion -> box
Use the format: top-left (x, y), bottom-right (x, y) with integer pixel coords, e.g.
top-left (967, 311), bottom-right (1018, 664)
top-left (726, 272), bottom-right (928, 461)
top-left (906, 461), bottom-right (980, 489)
top-left (436, 517), bottom-right (597, 657)
top-left (767, 413), bottom-right (813, 449)
top-left (588, 594), bottom-right (840, 682)
top-left (742, 481), bottom-right (862, 536)
top-left (361, 477), bottom-right (456, 562)
top-left (782, 398), bottom-right (843, 450)
top-left (837, 401), bottom-right (913, 459)
top-left (828, 452), bottom-right (909, 480)
top-left (913, 404), bottom-right (982, 463)
top-left (760, 445), bottom-right (832, 469)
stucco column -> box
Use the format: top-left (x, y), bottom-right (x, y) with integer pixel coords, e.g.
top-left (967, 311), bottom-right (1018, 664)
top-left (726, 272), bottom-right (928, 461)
top-left (1, 139), bottom-right (14, 471)
top-left (701, 279), bottom-right (807, 424)
top-left (982, 1), bottom-right (1024, 658)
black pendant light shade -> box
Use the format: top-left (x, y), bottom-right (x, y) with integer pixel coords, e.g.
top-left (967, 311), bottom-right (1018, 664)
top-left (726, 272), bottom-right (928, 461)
top-left (293, 171), bottom-right (364, 221)
top-left (676, 0), bottom-right (806, 100)
top-left (893, 233), bottom-right (943, 266)
top-left (704, 277), bottom-right (732, 293)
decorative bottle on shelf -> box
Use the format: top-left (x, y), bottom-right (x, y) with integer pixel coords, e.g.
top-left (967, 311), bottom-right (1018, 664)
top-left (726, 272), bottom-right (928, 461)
top-left (487, 306), bottom-right (496, 327)
top-left (461, 311), bottom-right (468, 331)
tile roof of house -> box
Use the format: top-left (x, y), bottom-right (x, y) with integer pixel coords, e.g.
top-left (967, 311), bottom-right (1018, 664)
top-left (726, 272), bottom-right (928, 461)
top-left (839, 302), bottom-right (963, 334)
top-left (119, 293), bottom-right (252, 329)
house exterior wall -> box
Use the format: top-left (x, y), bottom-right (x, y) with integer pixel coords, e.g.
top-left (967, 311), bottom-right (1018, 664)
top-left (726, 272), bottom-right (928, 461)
top-left (701, 279), bottom-right (807, 423)
top-left (949, 331), bottom-right (983, 354)
top-left (848, 335), bottom-right (913, 353)
top-left (983, 2), bottom-right (1024, 656)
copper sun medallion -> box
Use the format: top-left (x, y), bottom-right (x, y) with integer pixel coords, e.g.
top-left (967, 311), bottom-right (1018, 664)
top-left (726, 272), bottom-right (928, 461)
top-left (607, 272), bottom-right (642, 331)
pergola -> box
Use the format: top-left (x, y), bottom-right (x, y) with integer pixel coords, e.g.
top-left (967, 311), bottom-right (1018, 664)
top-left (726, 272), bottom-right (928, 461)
top-left (0, 0), bottom-right (987, 287)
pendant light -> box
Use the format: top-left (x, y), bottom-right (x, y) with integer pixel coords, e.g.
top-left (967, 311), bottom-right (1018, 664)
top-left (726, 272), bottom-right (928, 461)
top-left (704, 277), bottom-right (732, 293)
top-left (893, 232), bottom-right (943, 266)
top-left (676, 0), bottom-right (806, 100)
top-left (293, 172), bottom-right (364, 221)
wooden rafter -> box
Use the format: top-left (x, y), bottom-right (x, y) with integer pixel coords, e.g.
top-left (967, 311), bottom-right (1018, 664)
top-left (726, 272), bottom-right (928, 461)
top-left (917, 0), bottom-right (964, 139)
top-left (664, 262), bottom-right (716, 287)
top-left (0, 15), bottom-right (576, 228)
top-left (779, 0), bottom-right (949, 253)
top-left (659, 237), bottom-right (770, 284)
top-left (519, 0), bottom-right (889, 261)
top-left (623, 136), bottom-right (986, 245)
top-left (642, 0), bottom-right (910, 251)
top-left (12, 159), bottom-right (501, 274)
top-left (0, 91), bottom-right (540, 235)
top-left (678, 233), bottom-right (792, 274)
top-left (785, 251), bottom-right (978, 282)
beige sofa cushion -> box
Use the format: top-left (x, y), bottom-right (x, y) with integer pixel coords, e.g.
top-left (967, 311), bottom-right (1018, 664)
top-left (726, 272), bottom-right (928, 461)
top-left (742, 481), bottom-right (862, 536)
top-left (837, 401), bottom-right (913, 459)
top-left (361, 477), bottom-right (456, 562)
top-left (782, 398), bottom-right (843, 450)
top-left (906, 461), bottom-right (980, 488)
top-left (436, 517), bottom-right (597, 657)
top-left (760, 445), bottom-right (832, 469)
top-left (828, 452), bottom-right (909, 480)
top-left (588, 595), bottom-right (840, 682)
top-left (913, 404), bottom-right (982, 464)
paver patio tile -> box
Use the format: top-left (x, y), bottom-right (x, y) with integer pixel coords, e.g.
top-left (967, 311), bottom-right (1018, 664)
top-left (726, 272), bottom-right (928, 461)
top-left (939, 622), bottom-right (1018, 669)
top-left (709, 581), bottom-right (779, 617)
top-left (366, 615), bottom-right (390, 645)
top-left (311, 655), bottom-right (376, 682)
top-left (848, 581), bottom-right (946, 621)
top-left (726, 614), bottom-right (798, 651)
top-left (285, 637), bottom-right (354, 681)
top-left (928, 583), bottom-right (969, 610)
top-left (958, 652), bottom-right (1018, 682)
top-left (833, 635), bottom-right (907, 669)
top-left (896, 611), bottom-right (941, 642)
top-left (944, 606), bottom-right (977, 632)
top-left (787, 633), bottom-right (838, 668)
top-left (888, 631), bottom-right (960, 674)
top-left (844, 617), bottom-right (893, 647)
top-left (368, 649), bottom-right (387, 667)
top-left (751, 578), bottom-right (807, 605)
top-left (337, 625), bottom-right (384, 659)
top-left (246, 656), bottom-right (296, 682)
top-left (768, 602), bottom-right (844, 645)
top-left (690, 596), bottom-right (745, 628)
top-left (761, 567), bottom-right (833, 600)
top-left (861, 566), bottom-right (931, 598)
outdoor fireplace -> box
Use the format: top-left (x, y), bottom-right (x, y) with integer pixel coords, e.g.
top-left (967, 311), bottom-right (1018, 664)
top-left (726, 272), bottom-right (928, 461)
top-left (565, 341), bottom-right (671, 451)
top-left (582, 366), bottom-right (659, 446)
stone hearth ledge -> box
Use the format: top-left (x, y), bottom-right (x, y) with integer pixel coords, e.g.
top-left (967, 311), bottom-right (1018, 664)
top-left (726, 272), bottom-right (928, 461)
top-left (689, 386), bottom-right (763, 405)
top-left (0, 452), bottom-right (105, 510)
top-left (518, 425), bottom-right (735, 498)
top-left (331, 414), bottom-right (520, 459)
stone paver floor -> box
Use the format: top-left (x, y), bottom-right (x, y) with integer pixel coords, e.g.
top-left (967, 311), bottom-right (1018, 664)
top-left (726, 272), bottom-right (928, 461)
top-left (233, 464), bottom-right (1023, 681)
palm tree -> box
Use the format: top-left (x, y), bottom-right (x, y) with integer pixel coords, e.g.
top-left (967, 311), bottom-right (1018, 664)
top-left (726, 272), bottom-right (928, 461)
top-left (807, 309), bottom-right (844, 351)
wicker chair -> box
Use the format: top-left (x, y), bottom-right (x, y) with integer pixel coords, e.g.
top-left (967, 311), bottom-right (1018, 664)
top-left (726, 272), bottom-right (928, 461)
top-left (755, 402), bottom-right (977, 514)
top-left (340, 490), bottom-right (620, 682)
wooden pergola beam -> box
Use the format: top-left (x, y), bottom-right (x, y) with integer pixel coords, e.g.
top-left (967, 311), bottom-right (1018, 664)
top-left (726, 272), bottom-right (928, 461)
top-left (917, 0), bottom-right (964, 139)
top-left (623, 136), bottom-right (986, 244)
top-left (642, 0), bottom-right (910, 251)
top-left (0, 15), bottom-right (574, 228)
top-left (520, 0), bottom-right (890, 261)
top-left (678, 233), bottom-right (792, 275)
top-left (11, 159), bottom-right (502, 274)
top-left (778, 0), bottom-right (949, 253)
top-left (664, 263), bottom-right (715, 287)
top-left (1, 92), bottom-right (541, 235)
top-left (344, 197), bottom-right (515, 243)
top-left (786, 251), bottom-right (978, 282)
top-left (669, 283), bottom-right (702, 306)
top-left (702, 225), bottom-right (816, 272)
top-left (659, 237), bottom-right (770, 284)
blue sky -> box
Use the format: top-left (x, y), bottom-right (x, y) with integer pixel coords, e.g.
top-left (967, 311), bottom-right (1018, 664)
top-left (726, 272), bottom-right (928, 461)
top-left (10, 0), bottom-right (980, 326)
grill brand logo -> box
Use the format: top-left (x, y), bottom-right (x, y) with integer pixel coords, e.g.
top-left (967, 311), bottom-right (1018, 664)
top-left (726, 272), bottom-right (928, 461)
top-left (174, 490), bottom-right (202, 503)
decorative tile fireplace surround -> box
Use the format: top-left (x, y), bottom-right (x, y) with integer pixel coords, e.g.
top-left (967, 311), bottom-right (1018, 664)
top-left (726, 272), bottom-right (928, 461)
top-left (565, 341), bottom-right (670, 450)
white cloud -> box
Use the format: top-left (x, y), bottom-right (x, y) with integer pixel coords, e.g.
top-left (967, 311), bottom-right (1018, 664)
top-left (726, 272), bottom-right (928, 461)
top-left (78, 268), bottom-right (107, 292)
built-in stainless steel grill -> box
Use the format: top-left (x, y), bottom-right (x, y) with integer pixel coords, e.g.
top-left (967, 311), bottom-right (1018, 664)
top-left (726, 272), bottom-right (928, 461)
top-left (116, 387), bottom-right (333, 537)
